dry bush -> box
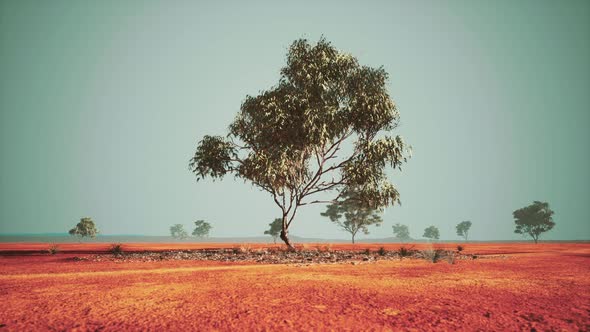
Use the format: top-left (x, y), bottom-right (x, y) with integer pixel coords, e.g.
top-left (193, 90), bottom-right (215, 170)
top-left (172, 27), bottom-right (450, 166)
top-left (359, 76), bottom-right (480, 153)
top-left (397, 245), bottom-right (415, 260)
top-left (235, 244), bottom-right (252, 254)
top-left (296, 243), bottom-right (310, 252)
top-left (109, 243), bottom-right (124, 256)
top-left (47, 244), bottom-right (59, 255)
top-left (445, 250), bottom-right (456, 264)
top-left (421, 244), bottom-right (444, 263)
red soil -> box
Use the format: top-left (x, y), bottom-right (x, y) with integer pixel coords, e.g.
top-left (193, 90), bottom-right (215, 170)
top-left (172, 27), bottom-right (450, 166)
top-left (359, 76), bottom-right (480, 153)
top-left (1, 243), bottom-right (589, 331)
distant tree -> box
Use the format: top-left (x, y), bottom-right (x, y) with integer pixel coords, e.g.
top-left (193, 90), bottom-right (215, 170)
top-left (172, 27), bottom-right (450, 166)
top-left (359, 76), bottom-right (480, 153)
top-left (513, 201), bottom-right (555, 244)
top-left (68, 217), bottom-right (98, 241)
top-left (170, 224), bottom-right (189, 240)
top-left (264, 218), bottom-right (282, 244)
top-left (193, 220), bottom-right (212, 238)
top-left (456, 221), bottom-right (472, 241)
top-left (392, 223), bottom-right (411, 242)
top-left (188, 38), bottom-right (410, 249)
top-left (320, 190), bottom-right (383, 244)
top-left (423, 226), bottom-right (440, 241)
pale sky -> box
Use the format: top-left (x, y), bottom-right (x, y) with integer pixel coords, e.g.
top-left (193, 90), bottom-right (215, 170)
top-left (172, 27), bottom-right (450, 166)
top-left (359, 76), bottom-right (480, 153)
top-left (1, 0), bottom-right (589, 240)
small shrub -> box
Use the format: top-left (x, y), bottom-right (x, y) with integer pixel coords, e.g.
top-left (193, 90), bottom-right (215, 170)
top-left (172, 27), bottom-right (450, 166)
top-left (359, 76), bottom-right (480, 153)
top-left (421, 248), bottom-right (443, 263)
top-left (397, 246), bottom-right (413, 259)
top-left (322, 244), bottom-right (332, 253)
top-left (457, 245), bottom-right (464, 253)
top-left (377, 247), bottom-right (387, 256)
top-left (298, 243), bottom-right (311, 252)
top-left (109, 243), bottom-right (123, 256)
top-left (238, 243), bottom-right (252, 254)
top-left (47, 244), bottom-right (59, 255)
top-left (363, 248), bottom-right (371, 255)
top-left (445, 251), bottom-right (456, 264)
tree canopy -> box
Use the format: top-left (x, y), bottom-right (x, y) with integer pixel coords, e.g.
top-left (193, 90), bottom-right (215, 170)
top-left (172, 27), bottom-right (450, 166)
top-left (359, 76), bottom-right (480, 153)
top-left (264, 218), bottom-right (282, 244)
top-left (320, 190), bottom-right (383, 243)
top-left (456, 221), bottom-right (472, 241)
top-left (68, 217), bottom-right (98, 240)
top-left (513, 201), bottom-right (555, 244)
top-left (193, 220), bottom-right (212, 238)
top-left (170, 224), bottom-right (189, 240)
top-left (189, 38), bottom-right (409, 248)
top-left (423, 226), bottom-right (440, 240)
top-left (392, 223), bottom-right (411, 242)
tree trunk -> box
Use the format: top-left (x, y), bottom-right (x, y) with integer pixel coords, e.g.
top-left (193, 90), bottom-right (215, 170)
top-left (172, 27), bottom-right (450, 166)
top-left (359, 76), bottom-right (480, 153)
top-left (280, 229), bottom-right (295, 250)
top-left (351, 233), bottom-right (355, 244)
top-left (280, 214), bottom-right (295, 250)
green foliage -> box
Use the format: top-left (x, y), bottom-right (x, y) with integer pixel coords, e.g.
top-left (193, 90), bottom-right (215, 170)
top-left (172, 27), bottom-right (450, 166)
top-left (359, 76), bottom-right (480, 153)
top-left (423, 226), bottom-right (440, 240)
top-left (109, 243), bottom-right (123, 255)
top-left (392, 223), bottom-right (411, 242)
top-left (513, 201), bottom-right (555, 244)
top-left (68, 217), bottom-right (98, 240)
top-left (170, 224), bottom-right (189, 240)
top-left (264, 218), bottom-right (283, 244)
top-left (320, 190), bottom-right (382, 244)
top-left (189, 38), bottom-right (409, 247)
top-left (456, 221), bottom-right (472, 241)
top-left (189, 135), bottom-right (235, 180)
top-left (193, 220), bottom-right (212, 238)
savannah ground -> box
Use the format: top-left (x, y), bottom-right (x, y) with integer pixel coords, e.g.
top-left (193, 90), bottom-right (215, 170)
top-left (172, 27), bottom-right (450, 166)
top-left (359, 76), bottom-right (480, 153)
top-left (0, 243), bottom-right (588, 331)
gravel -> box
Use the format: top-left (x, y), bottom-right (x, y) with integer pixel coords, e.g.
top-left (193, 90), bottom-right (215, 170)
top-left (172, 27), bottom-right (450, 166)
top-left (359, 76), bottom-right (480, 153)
top-left (70, 248), bottom-right (507, 265)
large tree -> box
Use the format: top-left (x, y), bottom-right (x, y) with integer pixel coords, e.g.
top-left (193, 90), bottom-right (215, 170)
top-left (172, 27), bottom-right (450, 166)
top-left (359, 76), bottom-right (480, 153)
top-left (392, 223), bottom-right (411, 242)
top-left (455, 220), bottom-right (472, 241)
top-left (68, 217), bottom-right (98, 241)
top-left (189, 38), bottom-right (409, 249)
top-left (193, 220), bottom-right (212, 238)
top-left (423, 226), bottom-right (440, 241)
top-left (320, 190), bottom-right (383, 244)
top-left (264, 218), bottom-right (282, 244)
top-left (513, 201), bottom-right (555, 244)
top-left (170, 224), bottom-right (189, 240)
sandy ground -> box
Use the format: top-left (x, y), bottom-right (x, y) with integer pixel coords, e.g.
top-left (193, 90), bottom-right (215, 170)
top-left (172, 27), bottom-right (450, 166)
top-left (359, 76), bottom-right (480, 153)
top-left (0, 243), bottom-right (589, 331)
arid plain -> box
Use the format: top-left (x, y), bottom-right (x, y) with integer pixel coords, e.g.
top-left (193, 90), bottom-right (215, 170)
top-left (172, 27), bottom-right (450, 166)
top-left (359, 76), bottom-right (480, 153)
top-left (1, 243), bottom-right (588, 331)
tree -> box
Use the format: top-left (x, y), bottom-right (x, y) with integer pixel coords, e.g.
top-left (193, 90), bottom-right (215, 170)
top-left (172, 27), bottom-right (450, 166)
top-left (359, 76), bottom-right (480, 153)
top-left (320, 190), bottom-right (383, 244)
top-left (189, 38), bottom-right (409, 249)
top-left (423, 226), bottom-right (439, 241)
top-left (264, 218), bottom-right (282, 244)
top-left (513, 201), bottom-right (555, 244)
top-left (193, 220), bottom-right (212, 238)
top-left (68, 217), bottom-right (98, 241)
top-left (455, 220), bottom-right (472, 241)
top-left (392, 223), bottom-right (411, 242)
top-left (170, 224), bottom-right (189, 240)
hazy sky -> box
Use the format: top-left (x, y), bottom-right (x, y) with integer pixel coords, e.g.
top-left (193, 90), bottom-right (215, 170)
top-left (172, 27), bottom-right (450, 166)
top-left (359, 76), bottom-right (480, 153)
top-left (1, 1), bottom-right (589, 240)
